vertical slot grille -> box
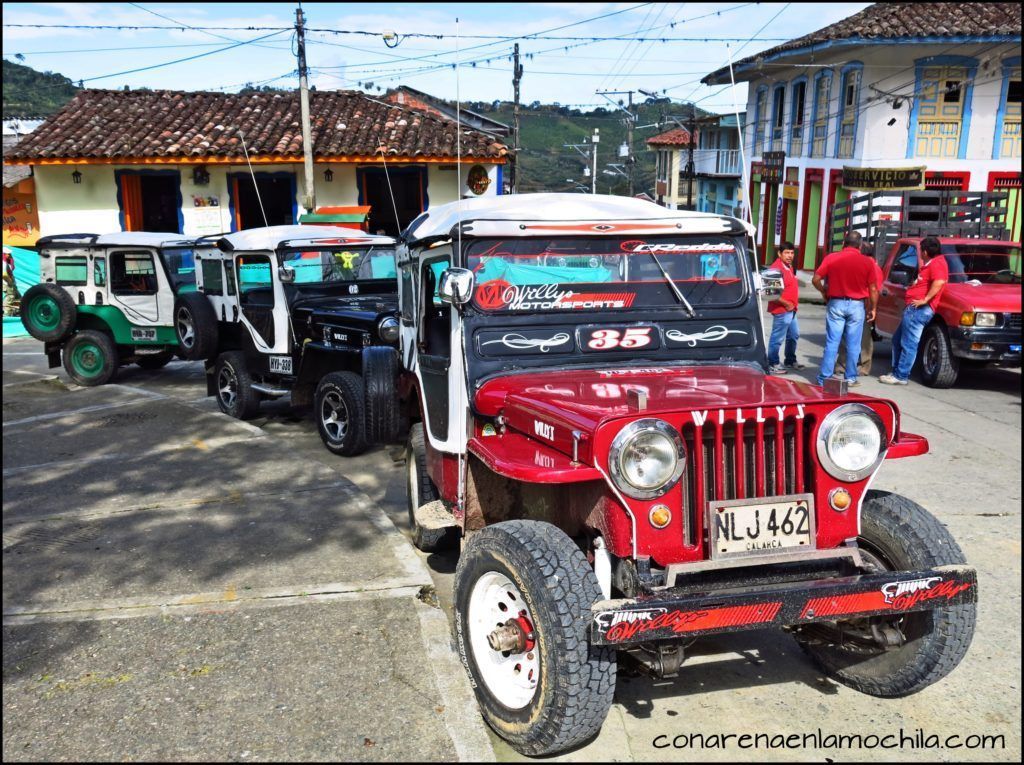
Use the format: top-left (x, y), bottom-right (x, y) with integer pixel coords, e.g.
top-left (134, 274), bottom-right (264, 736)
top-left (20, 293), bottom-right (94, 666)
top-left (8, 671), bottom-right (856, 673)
top-left (681, 413), bottom-right (816, 549)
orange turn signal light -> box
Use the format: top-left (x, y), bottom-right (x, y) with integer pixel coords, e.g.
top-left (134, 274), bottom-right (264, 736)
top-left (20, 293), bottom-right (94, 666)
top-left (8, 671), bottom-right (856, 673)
top-left (829, 488), bottom-right (853, 512)
top-left (649, 505), bottom-right (672, 528)
top-left (960, 312), bottom-right (975, 326)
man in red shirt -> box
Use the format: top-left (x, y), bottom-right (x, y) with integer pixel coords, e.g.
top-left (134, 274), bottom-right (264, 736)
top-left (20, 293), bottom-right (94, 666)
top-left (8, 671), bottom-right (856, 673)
top-left (880, 235), bottom-right (948, 385)
top-left (765, 242), bottom-right (804, 374)
top-left (838, 243), bottom-right (885, 376)
top-left (811, 231), bottom-right (879, 386)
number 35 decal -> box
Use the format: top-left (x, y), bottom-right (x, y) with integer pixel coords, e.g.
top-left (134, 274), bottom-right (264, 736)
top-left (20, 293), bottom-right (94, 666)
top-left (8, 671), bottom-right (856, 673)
top-left (585, 327), bottom-right (656, 351)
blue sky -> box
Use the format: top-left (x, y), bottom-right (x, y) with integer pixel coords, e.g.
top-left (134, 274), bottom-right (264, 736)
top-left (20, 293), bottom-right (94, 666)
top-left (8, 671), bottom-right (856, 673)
top-left (3, 2), bottom-right (870, 112)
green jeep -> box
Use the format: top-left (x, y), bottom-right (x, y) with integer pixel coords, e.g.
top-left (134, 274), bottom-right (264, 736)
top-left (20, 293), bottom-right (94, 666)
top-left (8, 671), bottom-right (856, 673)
top-left (21, 232), bottom-right (216, 386)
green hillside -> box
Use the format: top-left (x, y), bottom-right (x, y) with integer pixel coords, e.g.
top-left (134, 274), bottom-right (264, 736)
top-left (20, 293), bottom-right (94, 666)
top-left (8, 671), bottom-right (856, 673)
top-left (2, 60), bottom-right (79, 118)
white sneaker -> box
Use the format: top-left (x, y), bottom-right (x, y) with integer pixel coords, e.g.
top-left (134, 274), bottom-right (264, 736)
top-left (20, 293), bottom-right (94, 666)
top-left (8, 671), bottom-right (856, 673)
top-left (878, 374), bottom-right (908, 386)
top-left (768, 365), bottom-right (788, 375)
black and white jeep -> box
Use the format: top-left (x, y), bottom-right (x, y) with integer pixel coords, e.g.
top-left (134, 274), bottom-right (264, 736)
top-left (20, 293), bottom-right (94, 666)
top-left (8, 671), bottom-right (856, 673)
top-left (192, 225), bottom-right (403, 455)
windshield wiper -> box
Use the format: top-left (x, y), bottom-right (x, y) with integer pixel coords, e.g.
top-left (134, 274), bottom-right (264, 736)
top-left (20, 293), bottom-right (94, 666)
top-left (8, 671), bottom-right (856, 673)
top-left (648, 253), bottom-right (696, 318)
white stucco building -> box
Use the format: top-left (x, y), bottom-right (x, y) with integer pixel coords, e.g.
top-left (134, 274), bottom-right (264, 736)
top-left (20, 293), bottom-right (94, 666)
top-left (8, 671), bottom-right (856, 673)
top-left (4, 89), bottom-right (508, 241)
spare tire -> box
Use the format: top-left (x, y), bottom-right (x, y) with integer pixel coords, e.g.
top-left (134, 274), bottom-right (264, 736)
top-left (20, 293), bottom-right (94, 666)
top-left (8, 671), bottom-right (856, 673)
top-left (174, 292), bottom-right (218, 361)
top-left (22, 284), bottom-right (76, 342)
top-left (363, 346), bottom-right (401, 444)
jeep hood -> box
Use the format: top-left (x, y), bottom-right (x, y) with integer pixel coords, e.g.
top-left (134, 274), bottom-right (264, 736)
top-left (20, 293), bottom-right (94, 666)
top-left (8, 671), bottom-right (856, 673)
top-left (941, 283), bottom-right (1021, 314)
top-left (476, 365), bottom-right (876, 441)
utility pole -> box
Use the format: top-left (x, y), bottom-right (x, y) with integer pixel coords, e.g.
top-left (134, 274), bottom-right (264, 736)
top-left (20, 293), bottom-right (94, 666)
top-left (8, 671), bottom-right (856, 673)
top-left (626, 90), bottom-right (635, 196)
top-left (591, 128), bottom-right (599, 194)
top-left (511, 44), bottom-right (523, 194)
top-left (296, 4), bottom-right (315, 213)
top-left (596, 89), bottom-right (637, 196)
top-left (686, 108), bottom-right (696, 211)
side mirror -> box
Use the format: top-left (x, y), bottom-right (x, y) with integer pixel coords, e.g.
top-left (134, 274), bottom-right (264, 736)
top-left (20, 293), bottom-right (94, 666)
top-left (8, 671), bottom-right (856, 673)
top-left (438, 267), bottom-right (475, 306)
top-left (757, 268), bottom-right (784, 298)
top-left (888, 270), bottom-right (912, 287)
top-left (278, 266), bottom-right (296, 284)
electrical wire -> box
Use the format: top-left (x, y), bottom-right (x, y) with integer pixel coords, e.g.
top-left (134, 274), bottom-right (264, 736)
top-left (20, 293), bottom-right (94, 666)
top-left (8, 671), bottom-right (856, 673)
top-left (127, 2), bottom-right (286, 52)
top-left (75, 29), bottom-right (289, 83)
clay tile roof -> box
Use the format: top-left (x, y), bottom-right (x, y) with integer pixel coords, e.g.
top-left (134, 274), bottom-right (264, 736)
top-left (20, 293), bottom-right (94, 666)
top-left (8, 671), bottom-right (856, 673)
top-left (646, 127), bottom-right (695, 147)
top-left (704, 2), bottom-right (1022, 84)
top-left (5, 89), bottom-right (508, 162)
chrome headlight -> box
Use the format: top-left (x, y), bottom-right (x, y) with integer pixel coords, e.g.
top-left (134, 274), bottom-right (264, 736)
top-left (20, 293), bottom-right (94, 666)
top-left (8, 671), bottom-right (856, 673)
top-left (816, 404), bottom-right (887, 482)
top-left (609, 419), bottom-right (685, 499)
top-left (975, 312), bottom-right (999, 328)
top-left (377, 316), bottom-right (400, 343)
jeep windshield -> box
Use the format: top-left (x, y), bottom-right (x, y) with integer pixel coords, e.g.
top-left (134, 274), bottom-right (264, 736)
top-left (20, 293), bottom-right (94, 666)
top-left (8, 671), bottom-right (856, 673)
top-left (280, 246), bottom-right (397, 285)
top-left (939, 244), bottom-right (1022, 285)
top-left (465, 236), bottom-right (747, 312)
top-left (161, 247), bottom-right (197, 290)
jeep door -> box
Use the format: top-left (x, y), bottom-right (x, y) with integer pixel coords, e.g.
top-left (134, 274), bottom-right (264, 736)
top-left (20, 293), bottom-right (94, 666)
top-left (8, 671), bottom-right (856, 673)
top-left (108, 248), bottom-right (172, 326)
top-left (195, 248), bottom-right (238, 325)
top-left (234, 252), bottom-right (289, 354)
top-left (877, 241), bottom-right (918, 334)
top-left (404, 246), bottom-right (469, 452)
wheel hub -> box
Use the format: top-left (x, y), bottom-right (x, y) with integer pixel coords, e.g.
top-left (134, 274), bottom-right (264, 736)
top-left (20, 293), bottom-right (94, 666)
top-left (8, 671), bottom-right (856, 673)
top-left (487, 614), bottom-right (535, 654)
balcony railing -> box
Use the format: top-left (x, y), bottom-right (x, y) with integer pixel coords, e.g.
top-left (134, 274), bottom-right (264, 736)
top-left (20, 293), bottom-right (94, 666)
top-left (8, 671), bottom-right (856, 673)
top-left (693, 149), bottom-right (742, 176)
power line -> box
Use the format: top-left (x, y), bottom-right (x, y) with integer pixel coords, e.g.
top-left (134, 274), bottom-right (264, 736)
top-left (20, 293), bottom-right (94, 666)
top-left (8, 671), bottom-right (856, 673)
top-left (79, 30), bottom-right (289, 83)
top-left (127, 2), bottom-right (287, 52)
top-left (671, 2), bottom-right (793, 102)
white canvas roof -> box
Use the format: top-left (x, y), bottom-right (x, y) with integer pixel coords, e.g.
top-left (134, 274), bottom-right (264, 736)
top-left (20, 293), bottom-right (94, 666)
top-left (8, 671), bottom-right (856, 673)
top-left (93, 232), bottom-right (195, 247)
top-left (405, 193), bottom-right (755, 241)
top-left (218, 225), bottom-right (395, 251)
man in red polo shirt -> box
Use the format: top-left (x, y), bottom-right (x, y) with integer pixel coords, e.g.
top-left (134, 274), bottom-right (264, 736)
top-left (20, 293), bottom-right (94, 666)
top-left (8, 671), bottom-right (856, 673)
top-left (880, 235), bottom-right (948, 385)
top-left (838, 242), bottom-right (885, 376)
top-left (765, 241), bottom-right (804, 374)
top-left (811, 231), bottom-right (879, 386)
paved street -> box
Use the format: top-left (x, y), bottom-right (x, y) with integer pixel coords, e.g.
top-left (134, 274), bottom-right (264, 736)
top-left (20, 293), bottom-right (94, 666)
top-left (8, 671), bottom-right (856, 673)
top-left (3, 301), bottom-right (1021, 762)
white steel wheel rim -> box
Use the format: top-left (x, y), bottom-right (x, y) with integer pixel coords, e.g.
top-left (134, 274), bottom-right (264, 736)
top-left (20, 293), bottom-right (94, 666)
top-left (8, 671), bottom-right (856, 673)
top-left (467, 571), bottom-right (539, 710)
top-left (408, 452), bottom-right (419, 509)
top-left (176, 307), bottom-right (195, 348)
top-left (321, 390), bottom-right (349, 442)
top-left (218, 365), bottom-right (237, 409)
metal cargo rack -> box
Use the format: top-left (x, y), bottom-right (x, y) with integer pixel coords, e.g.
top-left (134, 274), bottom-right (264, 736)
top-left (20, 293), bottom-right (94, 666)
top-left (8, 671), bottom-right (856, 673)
top-left (829, 190), bottom-right (1013, 262)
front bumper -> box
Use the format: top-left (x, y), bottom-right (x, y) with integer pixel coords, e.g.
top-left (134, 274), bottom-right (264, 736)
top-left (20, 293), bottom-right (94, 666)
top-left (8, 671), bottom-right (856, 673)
top-left (950, 327), bottom-right (1022, 365)
top-left (591, 564), bottom-right (976, 646)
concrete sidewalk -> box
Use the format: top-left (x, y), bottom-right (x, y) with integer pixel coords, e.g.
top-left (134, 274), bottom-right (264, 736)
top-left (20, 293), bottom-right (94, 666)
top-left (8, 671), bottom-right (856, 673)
top-left (2, 354), bottom-right (493, 762)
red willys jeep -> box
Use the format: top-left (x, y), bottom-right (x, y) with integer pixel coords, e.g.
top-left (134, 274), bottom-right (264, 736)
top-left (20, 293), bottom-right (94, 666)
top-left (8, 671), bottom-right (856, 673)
top-left (397, 194), bottom-right (977, 756)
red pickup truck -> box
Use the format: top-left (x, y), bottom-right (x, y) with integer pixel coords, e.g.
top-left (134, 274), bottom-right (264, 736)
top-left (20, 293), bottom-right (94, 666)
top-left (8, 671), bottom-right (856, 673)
top-left (875, 236), bottom-right (1021, 387)
top-left (830, 189), bottom-right (1022, 388)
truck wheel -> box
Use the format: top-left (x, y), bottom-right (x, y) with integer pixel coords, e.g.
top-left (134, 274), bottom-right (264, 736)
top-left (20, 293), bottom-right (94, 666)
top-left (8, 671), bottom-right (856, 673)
top-left (314, 372), bottom-right (367, 456)
top-left (135, 350), bottom-right (175, 370)
top-left (22, 284), bottom-right (76, 342)
top-left (454, 520), bottom-right (616, 756)
top-left (919, 324), bottom-right (958, 388)
top-left (175, 293), bottom-right (218, 361)
top-left (799, 491), bottom-right (976, 697)
top-left (406, 423), bottom-right (456, 552)
top-left (214, 351), bottom-right (260, 420)
top-left (363, 346), bottom-right (401, 444)
top-left (63, 330), bottom-right (118, 386)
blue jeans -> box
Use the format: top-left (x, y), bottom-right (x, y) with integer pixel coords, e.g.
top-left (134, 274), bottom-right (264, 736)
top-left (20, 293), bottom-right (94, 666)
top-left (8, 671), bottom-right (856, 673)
top-left (891, 304), bottom-right (935, 381)
top-left (818, 298), bottom-right (865, 385)
top-left (768, 311), bottom-right (799, 366)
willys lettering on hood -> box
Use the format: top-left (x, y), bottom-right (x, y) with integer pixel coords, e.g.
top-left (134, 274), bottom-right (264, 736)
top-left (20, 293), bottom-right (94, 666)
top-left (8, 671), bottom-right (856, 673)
top-left (474, 365), bottom-right (886, 462)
